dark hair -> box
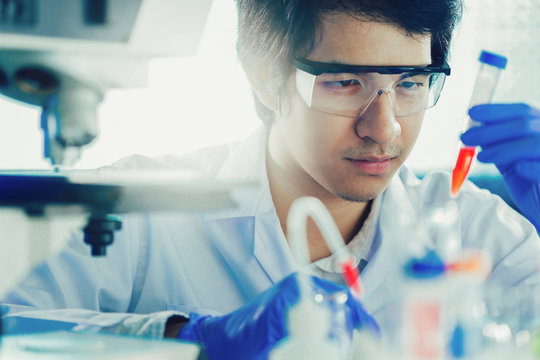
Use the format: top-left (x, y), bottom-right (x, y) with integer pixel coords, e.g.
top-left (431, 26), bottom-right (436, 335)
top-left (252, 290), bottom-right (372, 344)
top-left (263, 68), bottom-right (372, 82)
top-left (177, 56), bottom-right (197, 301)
top-left (235, 0), bottom-right (463, 124)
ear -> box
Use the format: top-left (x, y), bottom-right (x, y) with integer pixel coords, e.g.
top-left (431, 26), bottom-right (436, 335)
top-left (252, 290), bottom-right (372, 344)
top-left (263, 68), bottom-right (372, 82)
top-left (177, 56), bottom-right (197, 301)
top-left (241, 60), bottom-right (280, 113)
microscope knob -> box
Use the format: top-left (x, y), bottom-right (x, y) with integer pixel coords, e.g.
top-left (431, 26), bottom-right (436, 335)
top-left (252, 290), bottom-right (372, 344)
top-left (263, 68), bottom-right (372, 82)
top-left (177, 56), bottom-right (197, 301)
top-left (83, 215), bottom-right (123, 256)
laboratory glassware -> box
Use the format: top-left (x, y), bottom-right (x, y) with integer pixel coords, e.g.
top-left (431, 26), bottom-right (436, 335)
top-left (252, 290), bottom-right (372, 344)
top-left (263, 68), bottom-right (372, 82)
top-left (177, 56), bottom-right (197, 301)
top-left (451, 50), bottom-right (507, 196)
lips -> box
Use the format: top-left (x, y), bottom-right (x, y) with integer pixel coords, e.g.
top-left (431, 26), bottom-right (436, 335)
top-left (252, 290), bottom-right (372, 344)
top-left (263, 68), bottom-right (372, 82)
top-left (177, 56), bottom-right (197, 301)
top-left (347, 156), bottom-right (394, 175)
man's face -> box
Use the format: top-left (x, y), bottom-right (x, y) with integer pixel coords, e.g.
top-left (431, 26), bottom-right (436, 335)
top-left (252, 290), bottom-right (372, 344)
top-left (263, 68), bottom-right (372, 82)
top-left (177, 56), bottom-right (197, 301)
top-left (268, 14), bottom-right (432, 202)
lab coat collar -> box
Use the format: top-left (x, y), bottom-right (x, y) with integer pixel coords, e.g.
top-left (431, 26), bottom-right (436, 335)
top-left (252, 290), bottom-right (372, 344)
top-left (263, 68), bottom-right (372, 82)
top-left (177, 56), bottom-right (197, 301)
top-left (202, 126), bottom-right (298, 285)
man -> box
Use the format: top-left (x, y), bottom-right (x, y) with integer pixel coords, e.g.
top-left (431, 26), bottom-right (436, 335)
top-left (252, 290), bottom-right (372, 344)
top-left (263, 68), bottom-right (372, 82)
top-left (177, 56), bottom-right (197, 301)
top-left (3, 0), bottom-right (540, 359)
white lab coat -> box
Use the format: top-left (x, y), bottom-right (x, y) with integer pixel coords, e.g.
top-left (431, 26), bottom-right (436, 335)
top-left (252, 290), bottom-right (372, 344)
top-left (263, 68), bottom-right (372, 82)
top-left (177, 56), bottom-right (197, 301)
top-left (3, 126), bottom-right (540, 338)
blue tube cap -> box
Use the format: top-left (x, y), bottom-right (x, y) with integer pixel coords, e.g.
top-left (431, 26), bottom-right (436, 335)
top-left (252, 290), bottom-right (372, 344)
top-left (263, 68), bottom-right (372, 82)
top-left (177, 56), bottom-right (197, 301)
top-left (404, 250), bottom-right (445, 279)
top-left (479, 50), bottom-right (507, 69)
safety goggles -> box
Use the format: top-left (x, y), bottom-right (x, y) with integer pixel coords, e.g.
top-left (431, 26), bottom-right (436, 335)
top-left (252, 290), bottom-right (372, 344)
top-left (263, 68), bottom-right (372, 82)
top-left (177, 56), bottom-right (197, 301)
top-left (294, 58), bottom-right (451, 117)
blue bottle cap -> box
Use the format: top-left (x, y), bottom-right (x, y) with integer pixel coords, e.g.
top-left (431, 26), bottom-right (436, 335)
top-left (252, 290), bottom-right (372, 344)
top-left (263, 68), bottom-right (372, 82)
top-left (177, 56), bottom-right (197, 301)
top-left (479, 50), bottom-right (507, 69)
top-left (403, 250), bottom-right (445, 279)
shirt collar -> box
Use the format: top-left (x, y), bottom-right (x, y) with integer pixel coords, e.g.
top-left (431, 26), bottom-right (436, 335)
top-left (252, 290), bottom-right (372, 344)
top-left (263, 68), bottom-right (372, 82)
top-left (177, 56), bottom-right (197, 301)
top-left (312, 196), bottom-right (383, 273)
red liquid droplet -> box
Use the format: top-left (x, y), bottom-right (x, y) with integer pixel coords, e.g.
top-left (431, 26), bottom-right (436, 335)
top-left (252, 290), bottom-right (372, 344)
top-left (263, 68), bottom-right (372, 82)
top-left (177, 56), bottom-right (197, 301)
top-left (451, 146), bottom-right (476, 196)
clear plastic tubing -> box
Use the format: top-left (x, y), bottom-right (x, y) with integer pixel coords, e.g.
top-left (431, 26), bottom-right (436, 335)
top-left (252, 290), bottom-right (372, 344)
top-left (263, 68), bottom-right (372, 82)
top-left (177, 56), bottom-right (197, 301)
top-left (288, 196), bottom-right (364, 299)
top-left (450, 50), bottom-right (507, 197)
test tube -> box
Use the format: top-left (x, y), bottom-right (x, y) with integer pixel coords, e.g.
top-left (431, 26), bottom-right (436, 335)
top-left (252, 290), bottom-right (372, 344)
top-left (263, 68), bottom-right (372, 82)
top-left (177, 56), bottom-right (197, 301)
top-left (450, 50), bottom-right (507, 197)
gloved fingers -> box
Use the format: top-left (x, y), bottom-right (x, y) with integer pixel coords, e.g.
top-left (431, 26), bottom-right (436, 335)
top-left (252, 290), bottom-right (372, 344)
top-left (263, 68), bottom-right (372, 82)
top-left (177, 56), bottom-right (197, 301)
top-left (267, 273), bottom-right (304, 313)
top-left (276, 272), bottom-right (302, 298)
top-left (461, 117), bottom-right (540, 147)
top-left (476, 135), bottom-right (540, 165)
top-left (310, 276), bottom-right (380, 335)
top-left (310, 275), bottom-right (349, 294)
top-left (286, 274), bottom-right (359, 312)
top-left (516, 161), bottom-right (540, 182)
top-left (468, 103), bottom-right (540, 124)
top-left (308, 275), bottom-right (379, 335)
top-left (347, 299), bottom-right (380, 336)
top-left (176, 313), bottom-right (211, 342)
top-left (280, 272), bottom-right (353, 305)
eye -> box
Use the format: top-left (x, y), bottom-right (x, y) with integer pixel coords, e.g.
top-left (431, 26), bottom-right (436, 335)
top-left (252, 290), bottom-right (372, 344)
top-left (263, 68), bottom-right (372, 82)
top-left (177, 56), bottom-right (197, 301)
top-left (397, 74), bottom-right (430, 91)
top-left (325, 79), bottom-right (360, 88)
top-left (334, 79), bottom-right (359, 87)
top-left (397, 81), bottom-right (423, 90)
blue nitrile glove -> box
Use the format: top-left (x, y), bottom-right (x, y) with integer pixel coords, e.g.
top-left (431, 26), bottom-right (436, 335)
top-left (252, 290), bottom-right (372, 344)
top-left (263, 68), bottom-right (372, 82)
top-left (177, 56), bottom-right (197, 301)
top-left (461, 103), bottom-right (540, 232)
top-left (177, 272), bottom-right (378, 360)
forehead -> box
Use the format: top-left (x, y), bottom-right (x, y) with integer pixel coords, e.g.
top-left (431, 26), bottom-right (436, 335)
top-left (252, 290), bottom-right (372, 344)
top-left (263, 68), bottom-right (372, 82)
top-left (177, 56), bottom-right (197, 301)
top-left (309, 13), bottom-right (432, 66)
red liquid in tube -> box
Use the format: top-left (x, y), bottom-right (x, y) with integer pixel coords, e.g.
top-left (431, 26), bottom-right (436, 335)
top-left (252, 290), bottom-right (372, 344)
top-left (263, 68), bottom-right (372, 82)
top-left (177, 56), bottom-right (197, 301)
top-left (451, 146), bottom-right (477, 197)
top-left (448, 51), bottom-right (507, 197)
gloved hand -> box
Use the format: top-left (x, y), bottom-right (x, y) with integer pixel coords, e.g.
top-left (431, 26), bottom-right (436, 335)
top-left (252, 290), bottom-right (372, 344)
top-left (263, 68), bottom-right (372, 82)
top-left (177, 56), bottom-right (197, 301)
top-left (461, 103), bottom-right (540, 232)
top-left (177, 272), bottom-right (378, 360)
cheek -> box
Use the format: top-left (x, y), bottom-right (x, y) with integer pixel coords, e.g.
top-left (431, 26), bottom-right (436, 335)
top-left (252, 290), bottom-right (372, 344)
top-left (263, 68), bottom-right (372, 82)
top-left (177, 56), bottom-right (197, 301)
top-left (283, 94), bottom-right (347, 163)
top-left (398, 113), bottom-right (424, 155)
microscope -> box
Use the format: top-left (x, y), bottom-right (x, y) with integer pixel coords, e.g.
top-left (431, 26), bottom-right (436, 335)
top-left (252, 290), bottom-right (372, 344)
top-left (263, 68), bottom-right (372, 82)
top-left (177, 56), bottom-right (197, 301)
top-left (0, 0), bottom-right (253, 258)
top-left (0, 0), bottom-right (213, 166)
top-left (0, 1), bottom-right (252, 357)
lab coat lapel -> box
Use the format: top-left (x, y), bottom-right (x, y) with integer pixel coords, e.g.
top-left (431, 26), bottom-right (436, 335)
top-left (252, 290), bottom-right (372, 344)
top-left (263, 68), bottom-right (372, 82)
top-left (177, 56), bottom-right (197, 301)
top-left (203, 209), bottom-right (297, 296)
top-left (252, 201), bottom-right (298, 284)
top-left (204, 172), bottom-right (297, 288)
top-left (203, 126), bottom-right (297, 298)
top-left (203, 215), bottom-right (275, 300)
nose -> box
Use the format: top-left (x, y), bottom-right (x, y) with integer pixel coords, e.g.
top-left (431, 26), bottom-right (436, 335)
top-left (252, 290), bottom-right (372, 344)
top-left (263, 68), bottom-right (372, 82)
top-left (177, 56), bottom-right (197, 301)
top-left (354, 89), bottom-right (401, 144)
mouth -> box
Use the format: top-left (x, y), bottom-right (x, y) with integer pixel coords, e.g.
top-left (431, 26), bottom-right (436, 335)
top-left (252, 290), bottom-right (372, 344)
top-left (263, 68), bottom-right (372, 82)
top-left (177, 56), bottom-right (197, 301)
top-left (346, 156), bottom-right (396, 176)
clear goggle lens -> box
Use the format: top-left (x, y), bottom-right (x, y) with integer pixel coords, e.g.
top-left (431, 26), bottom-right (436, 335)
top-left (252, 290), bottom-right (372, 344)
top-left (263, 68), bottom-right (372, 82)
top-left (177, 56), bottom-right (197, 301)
top-left (296, 69), bottom-right (447, 117)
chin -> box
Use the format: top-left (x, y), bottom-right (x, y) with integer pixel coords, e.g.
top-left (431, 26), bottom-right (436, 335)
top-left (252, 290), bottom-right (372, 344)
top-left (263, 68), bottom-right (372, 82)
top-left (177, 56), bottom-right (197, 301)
top-left (336, 192), bottom-right (378, 203)
top-left (334, 177), bottom-right (392, 202)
